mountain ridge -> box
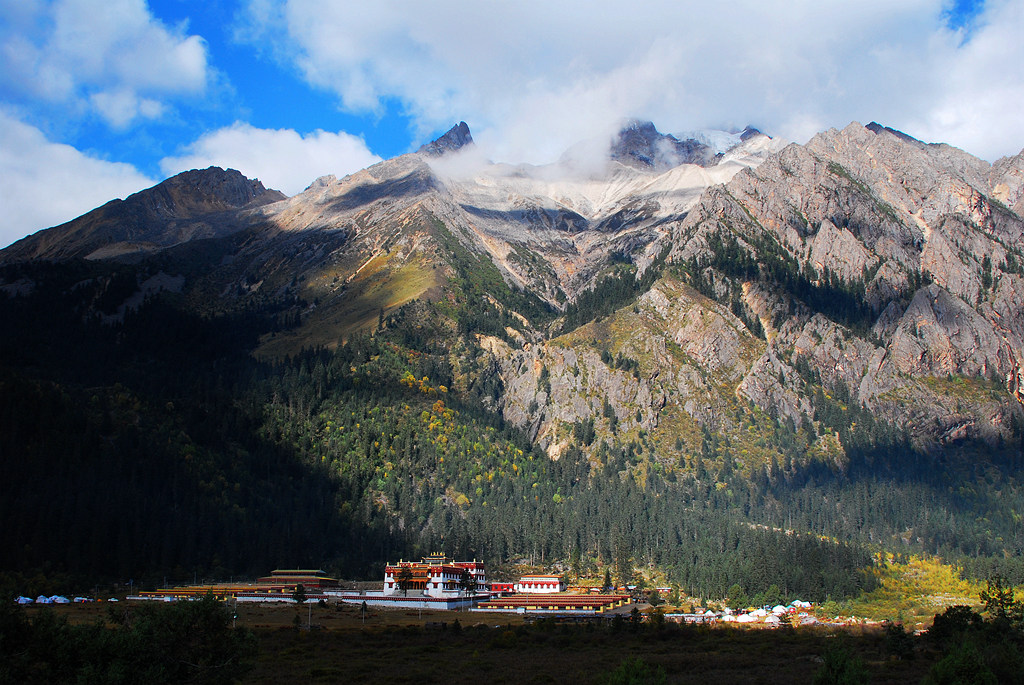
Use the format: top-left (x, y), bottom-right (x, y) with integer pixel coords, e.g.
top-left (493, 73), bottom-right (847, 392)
top-left (0, 167), bottom-right (285, 263)
top-left (4, 121), bottom-right (1023, 443)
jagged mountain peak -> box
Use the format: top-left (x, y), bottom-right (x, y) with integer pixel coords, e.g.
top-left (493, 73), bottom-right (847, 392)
top-left (610, 119), bottom-right (717, 171)
top-left (671, 125), bottom-right (773, 157)
top-left (418, 121), bottom-right (474, 157)
top-left (803, 121), bottom-right (996, 198)
top-left (152, 166), bottom-right (280, 204)
top-left (991, 149), bottom-right (1024, 215)
top-left (258, 153), bottom-right (443, 237)
top-left (739, 126), bottom-right (763, 141)
top-left (866, 121), bottom-right (924, 146)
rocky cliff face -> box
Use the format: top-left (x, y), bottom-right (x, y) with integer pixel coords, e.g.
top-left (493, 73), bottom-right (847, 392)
top-left (418, 121), bottom-right (1024, 455)
top-left (647, 121), bottom-right (1024, 450)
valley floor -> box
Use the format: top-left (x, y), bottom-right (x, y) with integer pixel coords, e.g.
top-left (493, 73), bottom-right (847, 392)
top-left (247, 604), bottom-right (930, 684)
top-left (11, 600), bottom-right (963, 683)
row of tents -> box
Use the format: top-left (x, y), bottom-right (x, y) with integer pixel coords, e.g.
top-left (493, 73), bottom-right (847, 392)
top-left (722, 611), bottom-right (818, 626)
top-left (721, 600), bottom-right (817, 626)
top-left (15, 595), bottom-right (103, 604)
top-left (668, 600), bottom-right (818, 626)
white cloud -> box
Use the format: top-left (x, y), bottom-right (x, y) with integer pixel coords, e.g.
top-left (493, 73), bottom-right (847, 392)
top-left (0, 110), bottom-right (154, 249)
top-left (238, 0), bottom-right (1024, 163)
top-left (0, 0), bottom-right (209, 128)
top-left (909, 0), bottom-right (1024, 161)
top-left (90, 89), bottom-right (165, 129)
top-left (159, 122), bottom-right (382, 195)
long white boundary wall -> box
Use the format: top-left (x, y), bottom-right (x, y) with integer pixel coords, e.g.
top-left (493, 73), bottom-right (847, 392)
top-left (326, 591), bottom-right (484, 611)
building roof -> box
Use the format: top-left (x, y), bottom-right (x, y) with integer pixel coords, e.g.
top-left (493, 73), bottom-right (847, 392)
top-left (477, 593), bottom-right (629, 611)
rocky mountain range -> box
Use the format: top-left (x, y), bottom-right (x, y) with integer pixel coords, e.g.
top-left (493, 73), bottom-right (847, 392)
top-left (3, 119), bottom-right (1023, 455)
top-left (3, 118), bottom-right (1024, 585)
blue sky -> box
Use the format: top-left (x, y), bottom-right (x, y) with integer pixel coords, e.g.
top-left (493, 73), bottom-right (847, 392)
top-left (1, 0), bottom-right (1021, 249)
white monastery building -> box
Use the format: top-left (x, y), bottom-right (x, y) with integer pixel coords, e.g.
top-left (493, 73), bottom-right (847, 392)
top-left (513, 574), bottom-right (567, 594)
top-left (383, 553), bottom-right (486, 598)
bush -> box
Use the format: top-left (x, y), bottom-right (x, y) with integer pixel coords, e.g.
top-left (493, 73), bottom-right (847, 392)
top-left (923, 642), bottom-right (997, 685)
top-left (601, 656), bottom-right (666, 685)
top-left (883, 621), bottom-right (915, 659)
top-left (927, 605), bottom-right (983, 648)
top-left (813, 646), bottom-right (869, 685)
top-left (0, 594), bottom-right (255, 685)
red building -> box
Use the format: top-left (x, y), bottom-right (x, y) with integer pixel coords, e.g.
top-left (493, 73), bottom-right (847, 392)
top-left (255, 569), bottom-right (339, 592)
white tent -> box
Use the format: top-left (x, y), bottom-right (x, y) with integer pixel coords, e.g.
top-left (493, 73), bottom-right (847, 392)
top-left (735, 613), bottom-right (756, 623)
top-left (50, 595), bottom-right (70, 604)
top-left (765, 615), bottom-right (781, 625)
top-left (16, 596), bottom-right (33, 604)
top-left (772, 605), bottom-right (788, 614)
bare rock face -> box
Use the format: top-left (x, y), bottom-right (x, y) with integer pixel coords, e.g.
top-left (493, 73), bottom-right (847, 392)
top-left (808, 219), bottom-right (877, 282)
top-left (491, 273), bottom-right (771, 448)
top-left (873, 285), bottom-right (1007, 379)
top-left (664, 294), bottom-right (750, 380)
top-left (496, 339), bottom-right (664, 448)
top-left (737, 350), bottom-right (813, 427)
top-left (659, 121), bottom-right (1024, 447)
top-left (790, 314), bottom-right (877, 394)
top-left (991, 151), bottom-right (1024, 215)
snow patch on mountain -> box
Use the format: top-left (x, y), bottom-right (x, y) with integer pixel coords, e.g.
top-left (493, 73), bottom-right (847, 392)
top-left (675, 129), bottom-right (744, 155)
top-left (427, 124), bottom-right (786, 225)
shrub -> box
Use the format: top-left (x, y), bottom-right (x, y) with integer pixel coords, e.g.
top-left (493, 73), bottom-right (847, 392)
top-left (923, 642), bottom-right (997, 685)
top-left (601, 656), bottom-right (666, 685)
top-left (813, 646), bottom-right (869, 685)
